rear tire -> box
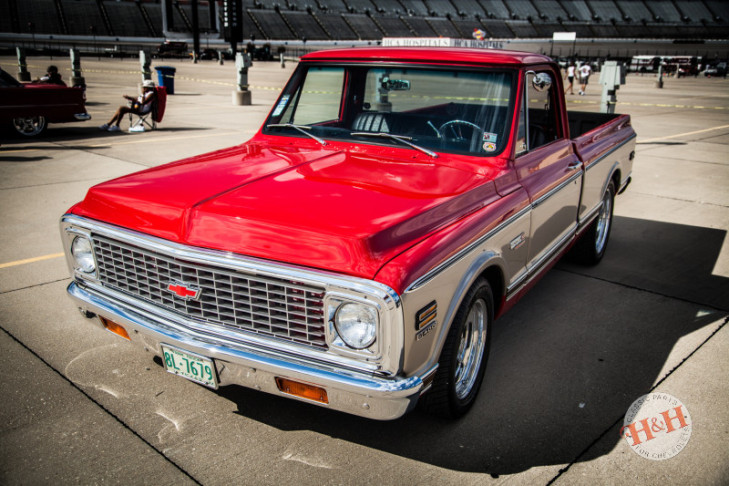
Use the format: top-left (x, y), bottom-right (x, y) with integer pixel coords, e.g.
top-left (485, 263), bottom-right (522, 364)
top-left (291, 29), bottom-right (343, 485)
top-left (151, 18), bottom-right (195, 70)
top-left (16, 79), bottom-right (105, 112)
top-left (12, 116), bottom-right (47, 137)
top-left (571, 180), bottom-right (615, 265)
top-left (420, 278), bottom-right (493, 419)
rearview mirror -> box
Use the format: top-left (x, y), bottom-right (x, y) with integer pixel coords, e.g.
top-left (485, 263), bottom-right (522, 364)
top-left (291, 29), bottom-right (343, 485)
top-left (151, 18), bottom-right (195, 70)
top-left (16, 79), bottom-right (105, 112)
top-left (380, 77), bottom-right (410, 91)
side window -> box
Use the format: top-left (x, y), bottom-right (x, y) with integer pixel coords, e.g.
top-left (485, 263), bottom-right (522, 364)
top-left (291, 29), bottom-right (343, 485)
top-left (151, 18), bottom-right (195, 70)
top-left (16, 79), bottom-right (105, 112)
top-left (279, 67), bottom-right (344, 125)
top-left (516, 71), bottom-right (561, 156)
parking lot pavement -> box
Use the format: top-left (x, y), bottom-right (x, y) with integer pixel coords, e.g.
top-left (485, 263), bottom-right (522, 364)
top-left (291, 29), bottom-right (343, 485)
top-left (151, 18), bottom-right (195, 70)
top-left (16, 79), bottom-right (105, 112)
top-left (0, 56), bottom-right (727, 485)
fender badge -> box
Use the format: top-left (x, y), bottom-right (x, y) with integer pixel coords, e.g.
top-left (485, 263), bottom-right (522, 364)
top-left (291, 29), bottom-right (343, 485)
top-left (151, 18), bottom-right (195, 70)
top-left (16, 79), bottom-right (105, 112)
top-left (510, 232), bottom-right (526, 250)
top-left (168, 281), bottom-right (201, 300)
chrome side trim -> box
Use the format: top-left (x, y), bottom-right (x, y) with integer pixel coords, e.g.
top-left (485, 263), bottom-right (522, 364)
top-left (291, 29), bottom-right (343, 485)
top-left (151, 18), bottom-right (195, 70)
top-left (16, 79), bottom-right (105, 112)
top-left (578, 202), bottom-right (602, 228)
top-left (405, 204), bottom-right (532, 293)
top-left (532, 170), bottom-right (583, 208)
top-left (583, 132), bottom-right (636, 170)
top-left (506, 224), bottom-right (576, 298)
top-left (68, 282), bottom-right (422, 420)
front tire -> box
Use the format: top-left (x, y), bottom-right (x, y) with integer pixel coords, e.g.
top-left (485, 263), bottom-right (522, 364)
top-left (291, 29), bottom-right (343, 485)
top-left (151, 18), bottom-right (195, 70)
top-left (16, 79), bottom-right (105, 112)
top-left (12, 116), bottom-right (47, 137)
top-left (421, 278), bottom-right (493, 419)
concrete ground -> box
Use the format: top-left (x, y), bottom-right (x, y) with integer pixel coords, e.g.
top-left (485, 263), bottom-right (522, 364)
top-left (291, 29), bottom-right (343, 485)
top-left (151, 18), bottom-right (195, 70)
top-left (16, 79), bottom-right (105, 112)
top-left (0, 55), bottom-right (727, 485)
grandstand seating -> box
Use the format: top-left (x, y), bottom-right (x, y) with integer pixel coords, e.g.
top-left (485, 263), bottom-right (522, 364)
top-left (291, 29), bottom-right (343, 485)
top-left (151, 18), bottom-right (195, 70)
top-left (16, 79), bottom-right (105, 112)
top-left (376, 17), bottom-right (413, 37)
top-left (281, 11), bottom-right (328, 40)
top-left (2, 0), bottom-right (727, 45)
top-left (315, 13), bottom-right (358, 39)
top-left (426, 17), bottom-right (461, 37)
top-left (563, 0), bottom-right (594, 21)
top-left (342, 13), bottom-right (382, 39)
top-left (617, 0), bottom-right (652, 22)
top-left (317, 0), bottom-right (349, 13)
top-left (400, 17), bottom-right (436, 37)
top-left (479, 0), bottom-right (511, 20)
top-left (248, 9), bottom-right (296, 39)
top-left (645, 0), bottom-right (682, 22)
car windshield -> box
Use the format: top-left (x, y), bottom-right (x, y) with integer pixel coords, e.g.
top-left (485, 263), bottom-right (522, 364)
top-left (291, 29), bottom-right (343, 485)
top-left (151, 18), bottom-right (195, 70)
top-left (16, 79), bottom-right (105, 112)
top-left (263, 64), bottom-right (515, 156)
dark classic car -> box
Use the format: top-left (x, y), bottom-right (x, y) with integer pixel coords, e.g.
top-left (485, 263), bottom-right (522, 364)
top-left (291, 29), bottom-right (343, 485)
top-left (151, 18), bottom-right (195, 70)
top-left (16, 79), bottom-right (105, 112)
top-left (0, 68), bottom-right (91, 137)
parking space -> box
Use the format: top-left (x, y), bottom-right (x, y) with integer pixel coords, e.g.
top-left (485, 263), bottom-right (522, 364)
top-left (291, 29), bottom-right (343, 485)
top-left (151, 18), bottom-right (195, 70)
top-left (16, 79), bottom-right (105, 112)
top-left (0, 56), bottom-right (727, 485)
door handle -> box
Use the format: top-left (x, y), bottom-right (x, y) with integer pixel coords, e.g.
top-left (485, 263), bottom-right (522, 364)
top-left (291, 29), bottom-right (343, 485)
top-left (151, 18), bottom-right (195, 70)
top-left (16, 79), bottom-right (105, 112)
top-left (567, 162), bottom-right (582, 171)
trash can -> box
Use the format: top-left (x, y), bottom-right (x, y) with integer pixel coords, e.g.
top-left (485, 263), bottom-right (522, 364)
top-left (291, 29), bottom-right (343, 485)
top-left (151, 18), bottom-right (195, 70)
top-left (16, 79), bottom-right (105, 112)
top-left (155, 66), bottom-right (176, 94)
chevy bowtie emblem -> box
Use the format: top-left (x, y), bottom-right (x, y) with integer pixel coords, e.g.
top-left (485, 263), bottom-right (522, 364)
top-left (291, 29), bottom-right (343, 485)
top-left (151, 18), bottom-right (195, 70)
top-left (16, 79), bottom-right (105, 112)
top-left (168, 281), bottom-right (201, 300)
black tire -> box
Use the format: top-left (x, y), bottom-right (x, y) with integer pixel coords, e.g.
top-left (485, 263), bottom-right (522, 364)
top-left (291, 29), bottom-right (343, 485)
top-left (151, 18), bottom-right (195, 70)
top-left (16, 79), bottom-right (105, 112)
top-left (571, 180), bottom-right (615, 265)
top-left (420, 278), bottom-right (493, 419)
top-left (12, 116), bottom-right (47, 137)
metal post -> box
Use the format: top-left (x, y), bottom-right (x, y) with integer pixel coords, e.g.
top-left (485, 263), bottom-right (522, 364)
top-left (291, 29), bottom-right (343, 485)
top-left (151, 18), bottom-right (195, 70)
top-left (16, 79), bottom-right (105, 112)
top-left (599, 61), bottom-right (624, 114)
top-left (16, 47), bottom-right (31, 81)
top-left (139, 50), bottom-right (152, 82)
top-left (656, 63), bottom-right (664, 88)
top-left (70, 48), bottom-right (85, 88)
top-left (233, 52), bottom-right (252, 105)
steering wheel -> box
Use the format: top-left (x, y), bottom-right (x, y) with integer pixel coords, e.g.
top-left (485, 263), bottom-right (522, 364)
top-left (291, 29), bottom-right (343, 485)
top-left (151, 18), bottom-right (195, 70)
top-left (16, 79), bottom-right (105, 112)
top-left (438, 120), bottom-right (484, 145)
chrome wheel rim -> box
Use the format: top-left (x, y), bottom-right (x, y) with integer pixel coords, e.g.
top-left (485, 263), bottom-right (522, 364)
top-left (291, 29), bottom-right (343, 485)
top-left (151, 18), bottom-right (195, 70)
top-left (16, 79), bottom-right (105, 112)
top-left (454, 298), bottom-right (487, 400)
top-left (13, 116), bottom-right (46, 136)
top-left (595, 189), bottom-right (612, 254)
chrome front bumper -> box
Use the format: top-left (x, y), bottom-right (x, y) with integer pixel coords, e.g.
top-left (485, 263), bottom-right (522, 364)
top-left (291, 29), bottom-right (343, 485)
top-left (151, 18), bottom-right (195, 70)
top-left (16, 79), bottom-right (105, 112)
top-left (67, 281), bottom-right (427, 420)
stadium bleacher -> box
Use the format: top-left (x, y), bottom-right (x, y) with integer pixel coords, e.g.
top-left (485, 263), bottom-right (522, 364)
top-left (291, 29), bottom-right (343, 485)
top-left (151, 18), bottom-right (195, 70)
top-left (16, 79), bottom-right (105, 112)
top-left (341, 13), bottom-right (382, 39)
top-left (425, 17), bottom-right (461, 37)
top-left (315, 13), bottom-right (358, 39)
top-left (563, 0), bottom-right (594, 22)
top-left (376, 17), bottom-right (413, 37)
top-left (280, 10), bottom-right (328, 40)
top-left (477, 0), bottom-right (507, 19)
top-left (1, 0), bottom-right (726, 48)
top-left (399, 17), bottom-right (436, 37)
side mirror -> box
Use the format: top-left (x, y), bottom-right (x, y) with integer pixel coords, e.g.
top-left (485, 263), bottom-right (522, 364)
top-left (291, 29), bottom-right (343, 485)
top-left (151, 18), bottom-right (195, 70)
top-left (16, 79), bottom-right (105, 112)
top-left (532, 72), bottom-right (552, 92)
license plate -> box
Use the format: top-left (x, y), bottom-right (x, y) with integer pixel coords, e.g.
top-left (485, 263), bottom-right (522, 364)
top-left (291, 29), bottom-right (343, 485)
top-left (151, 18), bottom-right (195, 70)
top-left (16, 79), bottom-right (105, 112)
top-left (161, 344), bottom-right (218, 389)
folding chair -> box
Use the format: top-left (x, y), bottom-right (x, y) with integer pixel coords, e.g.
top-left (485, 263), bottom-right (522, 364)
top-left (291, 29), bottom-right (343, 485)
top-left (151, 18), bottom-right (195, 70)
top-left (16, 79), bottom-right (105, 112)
top-left (129, 86), bottom-right (167, 132)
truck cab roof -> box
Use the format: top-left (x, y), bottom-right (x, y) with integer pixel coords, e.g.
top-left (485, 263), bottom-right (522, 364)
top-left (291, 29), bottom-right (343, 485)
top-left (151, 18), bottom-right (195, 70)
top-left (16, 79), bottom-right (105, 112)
top-left (302, 47), bottom-right (553, 67)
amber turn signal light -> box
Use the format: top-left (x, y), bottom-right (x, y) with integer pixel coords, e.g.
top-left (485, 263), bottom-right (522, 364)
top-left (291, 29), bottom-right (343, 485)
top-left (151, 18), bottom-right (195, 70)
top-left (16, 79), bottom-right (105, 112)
top-left (100, 317), bottom-right (131, 341)
top-left (275, 377), bottom-right (329, 404)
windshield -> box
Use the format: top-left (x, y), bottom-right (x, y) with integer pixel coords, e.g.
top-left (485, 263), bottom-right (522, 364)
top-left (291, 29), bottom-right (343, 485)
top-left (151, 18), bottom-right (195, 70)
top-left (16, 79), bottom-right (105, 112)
top-left (263, 64), bottom-right (515, 156)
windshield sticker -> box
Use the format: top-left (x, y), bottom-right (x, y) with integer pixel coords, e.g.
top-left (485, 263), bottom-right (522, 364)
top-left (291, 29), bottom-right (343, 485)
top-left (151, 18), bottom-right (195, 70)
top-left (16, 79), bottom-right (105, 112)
top-left (483, 142), bottom-right (497, 152)
top-left (483, 132), bottom-right (498, 143)
top-left (272, 95), bottom-right (290, 117)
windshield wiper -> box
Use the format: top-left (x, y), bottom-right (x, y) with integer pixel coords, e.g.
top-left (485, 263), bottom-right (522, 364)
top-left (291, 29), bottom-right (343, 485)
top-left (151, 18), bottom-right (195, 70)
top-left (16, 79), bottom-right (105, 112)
top-left (266, 123), bottom-right (327, 146)
top-left (351, 132), bottom-right (438, 158)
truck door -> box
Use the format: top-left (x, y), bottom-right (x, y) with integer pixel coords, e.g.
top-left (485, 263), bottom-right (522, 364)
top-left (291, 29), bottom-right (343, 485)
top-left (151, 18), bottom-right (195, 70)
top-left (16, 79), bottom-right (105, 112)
top-left (514, 69), bottom-right (582, 272)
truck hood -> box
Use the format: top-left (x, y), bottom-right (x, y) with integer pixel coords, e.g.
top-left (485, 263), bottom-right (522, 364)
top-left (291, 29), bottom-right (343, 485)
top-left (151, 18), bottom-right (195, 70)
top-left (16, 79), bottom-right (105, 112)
top-left (74, 142), bottom-right (503, 279)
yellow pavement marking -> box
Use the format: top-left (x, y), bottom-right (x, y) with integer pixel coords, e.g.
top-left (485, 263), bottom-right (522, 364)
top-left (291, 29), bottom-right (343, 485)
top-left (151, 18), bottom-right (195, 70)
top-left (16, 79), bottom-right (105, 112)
top-left (640, 124), bottom-right (729, 143)
top-left (0, 130), bottom-right (250, 155)
top-left (84, 130), bottom-right (246, 147)
top-left (0, 253), bottom-right (64, 269)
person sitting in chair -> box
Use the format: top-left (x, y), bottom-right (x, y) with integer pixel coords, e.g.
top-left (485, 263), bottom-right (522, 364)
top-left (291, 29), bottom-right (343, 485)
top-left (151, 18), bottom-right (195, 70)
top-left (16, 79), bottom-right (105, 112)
top-left (100, 80), bottom-right (157, 132)
top-left (33, 65), bottom-right (66, 86)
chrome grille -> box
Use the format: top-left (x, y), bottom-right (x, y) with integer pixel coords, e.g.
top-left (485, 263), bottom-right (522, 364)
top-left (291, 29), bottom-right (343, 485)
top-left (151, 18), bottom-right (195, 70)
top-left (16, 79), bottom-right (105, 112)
top-left (92, 235), bottom-right (327, 348)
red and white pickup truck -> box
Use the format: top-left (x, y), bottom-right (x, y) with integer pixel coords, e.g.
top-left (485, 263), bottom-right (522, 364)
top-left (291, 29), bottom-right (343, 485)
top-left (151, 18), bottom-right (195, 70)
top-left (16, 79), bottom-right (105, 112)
top-left (61, 48), bottom-right (635, 420)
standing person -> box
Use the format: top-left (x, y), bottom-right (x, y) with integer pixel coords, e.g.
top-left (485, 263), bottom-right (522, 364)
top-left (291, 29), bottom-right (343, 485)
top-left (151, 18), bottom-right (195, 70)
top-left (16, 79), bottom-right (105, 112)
top-left (578, 62), bottom-right (592, 95)
top-left (565, 62), bottom-right (576, 95)
top-left (99, 80), bottom-right (157, 132)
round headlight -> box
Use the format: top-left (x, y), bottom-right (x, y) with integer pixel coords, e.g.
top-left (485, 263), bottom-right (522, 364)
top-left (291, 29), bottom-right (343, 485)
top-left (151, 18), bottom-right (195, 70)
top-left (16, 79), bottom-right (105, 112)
top-left (71, 236), bottom-right (95, 274)
top-left (334, 303), bottom-right (378, 350)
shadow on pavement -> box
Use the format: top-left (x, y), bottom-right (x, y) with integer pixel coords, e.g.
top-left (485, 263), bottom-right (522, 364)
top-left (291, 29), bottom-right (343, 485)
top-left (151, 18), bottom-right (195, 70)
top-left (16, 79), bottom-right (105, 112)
top-left (218, 216), bottom-right (728, 475)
